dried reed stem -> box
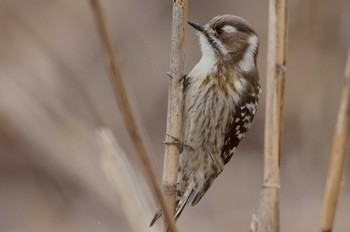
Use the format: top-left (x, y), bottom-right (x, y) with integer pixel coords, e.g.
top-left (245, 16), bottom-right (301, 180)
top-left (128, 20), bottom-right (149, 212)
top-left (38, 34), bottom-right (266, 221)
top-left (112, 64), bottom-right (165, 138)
top-left (89, 1), bottom-right (178, 232)
top-left (252, 0), bottom-right (288, 231)
top-left (97, 128), bottom-right (157, 232)
top-left (162, 0), bottom-right (188, 228)
top-left (320, 47), bottom-right (350, 232)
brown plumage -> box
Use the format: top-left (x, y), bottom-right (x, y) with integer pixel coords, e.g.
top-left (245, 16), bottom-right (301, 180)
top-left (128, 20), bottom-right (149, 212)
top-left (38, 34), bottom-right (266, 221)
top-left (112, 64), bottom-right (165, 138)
top-left (151, 14), bottom-right (260, 226)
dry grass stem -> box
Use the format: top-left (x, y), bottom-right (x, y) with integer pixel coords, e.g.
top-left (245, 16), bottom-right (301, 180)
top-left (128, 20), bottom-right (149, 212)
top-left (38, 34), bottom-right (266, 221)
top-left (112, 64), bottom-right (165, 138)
top-left (320, 47), bottom-right (350, 232)
top-left (89, 1), bottom-right (178, 231)
top-left (253, 0), bottom-right (288, 231)
top-left (97, 128), bottom-right (158, 232)
top-left (162, 0), bottom-right (188, 228)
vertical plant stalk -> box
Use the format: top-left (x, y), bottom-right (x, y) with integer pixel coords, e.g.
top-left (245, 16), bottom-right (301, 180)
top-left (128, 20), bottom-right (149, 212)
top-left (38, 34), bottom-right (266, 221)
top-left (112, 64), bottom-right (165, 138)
top-left (162, 0), bottom-right (187, 228)
top-left (252, 0), bottom-right (288, 231)
top-left (320, 47), bottom-right (350, 232)
top-left (89, 1), bottom-right (178, 232)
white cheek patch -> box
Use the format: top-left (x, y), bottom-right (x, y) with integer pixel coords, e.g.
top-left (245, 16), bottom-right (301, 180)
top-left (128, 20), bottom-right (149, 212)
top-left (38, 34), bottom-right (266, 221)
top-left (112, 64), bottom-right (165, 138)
top-left (221, 25), bottom-right (237, 33)
top-left (238, 35), bottom-right (258, 72)
top-left (189, 34), bottom-right (217, 78)
top-left (199, 34), bottom-right (216, 58)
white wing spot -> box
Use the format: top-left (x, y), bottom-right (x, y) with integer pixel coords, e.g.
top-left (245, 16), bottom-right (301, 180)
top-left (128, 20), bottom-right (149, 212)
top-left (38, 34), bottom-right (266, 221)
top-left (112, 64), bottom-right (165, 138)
top-left (246, 102), bottom-right (257, 115)
top-left (244, 122), bottom-right (252, 128)
top-left (246, 102), bottom-right (255, 111)
top-left (229, 147), bottom-right (237, 155)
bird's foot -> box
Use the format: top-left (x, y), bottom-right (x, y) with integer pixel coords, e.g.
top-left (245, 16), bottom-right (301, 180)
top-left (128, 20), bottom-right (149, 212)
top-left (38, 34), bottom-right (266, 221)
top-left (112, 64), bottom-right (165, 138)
top-left (166, 72), bottom-right (187, 84)
top-left (163, 134), bottom-right (192, 153)
top-left (166, 72), bottom-right (173, 79)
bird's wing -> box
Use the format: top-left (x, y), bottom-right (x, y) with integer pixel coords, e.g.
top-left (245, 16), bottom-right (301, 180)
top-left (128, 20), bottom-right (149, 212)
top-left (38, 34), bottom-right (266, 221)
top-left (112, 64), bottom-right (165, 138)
top-left (221, 93), bottom-right (259, 165)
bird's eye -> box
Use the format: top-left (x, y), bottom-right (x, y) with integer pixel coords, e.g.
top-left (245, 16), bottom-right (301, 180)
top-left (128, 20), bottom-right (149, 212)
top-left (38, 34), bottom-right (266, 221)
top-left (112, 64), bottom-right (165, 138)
top-left (216, 28), bottom-right (224, 35)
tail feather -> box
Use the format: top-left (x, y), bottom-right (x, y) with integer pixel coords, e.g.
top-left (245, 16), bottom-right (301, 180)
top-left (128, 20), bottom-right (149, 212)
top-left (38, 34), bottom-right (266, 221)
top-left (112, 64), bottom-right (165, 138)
top-left (174, 187), bottom-right (194, 221)
top-left (149, 209), bottom-right (162, 227)
top-left (149, 183), bottom-right (195, 227)
top-left (191, 174), bottom-right (215, 206)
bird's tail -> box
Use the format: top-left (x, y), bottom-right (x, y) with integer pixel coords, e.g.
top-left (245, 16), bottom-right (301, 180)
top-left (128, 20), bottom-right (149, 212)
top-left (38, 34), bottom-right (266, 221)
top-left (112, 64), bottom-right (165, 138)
top-left (149, 208), bottom-right (162, 227)
top-left (149, 182), bottom-right (194, 227)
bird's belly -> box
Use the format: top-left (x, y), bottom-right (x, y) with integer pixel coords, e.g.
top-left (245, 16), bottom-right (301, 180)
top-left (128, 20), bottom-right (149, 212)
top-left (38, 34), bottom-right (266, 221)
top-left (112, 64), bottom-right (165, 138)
top-left (180, 88), bottom-right (236, 184)
top-left (183, 87), bottom-right (235, 151)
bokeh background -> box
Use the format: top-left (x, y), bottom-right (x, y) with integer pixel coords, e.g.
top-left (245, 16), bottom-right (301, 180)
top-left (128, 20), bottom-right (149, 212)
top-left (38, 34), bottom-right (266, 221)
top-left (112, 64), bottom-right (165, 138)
top-left (1, 0), bottom-right (350, 231)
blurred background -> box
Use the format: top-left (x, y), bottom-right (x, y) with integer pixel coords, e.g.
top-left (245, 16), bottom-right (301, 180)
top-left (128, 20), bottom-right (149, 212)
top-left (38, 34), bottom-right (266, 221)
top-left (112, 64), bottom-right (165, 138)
top-left (0, 0), bottom-right (350, 231)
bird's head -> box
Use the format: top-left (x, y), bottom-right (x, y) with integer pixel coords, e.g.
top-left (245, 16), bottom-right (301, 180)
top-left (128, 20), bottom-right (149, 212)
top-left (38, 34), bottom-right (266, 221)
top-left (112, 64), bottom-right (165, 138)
top-left (189, 15), bottom-right (259, 72)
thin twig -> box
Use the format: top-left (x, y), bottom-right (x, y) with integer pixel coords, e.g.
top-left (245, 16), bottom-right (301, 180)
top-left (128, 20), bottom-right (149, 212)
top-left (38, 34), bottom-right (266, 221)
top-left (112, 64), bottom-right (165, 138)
top-left (162, 0), bottom-right (188, 228)
top-left (89, 1), bottom-right (178, 232)
top-left (320, 47), bottom-right (350, 232)
top-left (252, 0), bottom-right (288, 231)
top-left (97, 128), bottom-right (157, 232)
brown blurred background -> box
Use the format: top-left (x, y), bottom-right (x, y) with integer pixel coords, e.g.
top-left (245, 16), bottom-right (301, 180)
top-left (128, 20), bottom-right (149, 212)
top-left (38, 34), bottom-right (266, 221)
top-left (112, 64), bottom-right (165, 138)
top-left (0, 0), bottom-right (350, 231)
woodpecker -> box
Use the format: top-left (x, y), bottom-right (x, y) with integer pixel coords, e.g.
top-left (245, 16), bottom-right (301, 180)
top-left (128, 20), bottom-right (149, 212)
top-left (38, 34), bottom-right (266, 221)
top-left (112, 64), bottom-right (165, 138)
top-left (151, 15), bottom-right (260, 226)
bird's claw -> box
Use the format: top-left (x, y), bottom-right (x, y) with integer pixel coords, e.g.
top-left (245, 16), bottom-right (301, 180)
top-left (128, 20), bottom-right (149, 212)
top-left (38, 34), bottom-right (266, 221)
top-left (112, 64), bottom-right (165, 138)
top-left (166, 72), bottom-right (173, 79)
top-left (163, 134), bottom-right (191, 153)
top-left (179, 74), bottom-right (187, 83)
top-left (166, 72), bottom-right (187, 84)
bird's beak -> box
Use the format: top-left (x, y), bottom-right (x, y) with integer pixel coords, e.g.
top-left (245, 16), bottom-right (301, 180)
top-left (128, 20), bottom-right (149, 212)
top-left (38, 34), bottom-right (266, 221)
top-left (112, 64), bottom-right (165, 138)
top-left (188, 21), bottom-right (205, 32)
